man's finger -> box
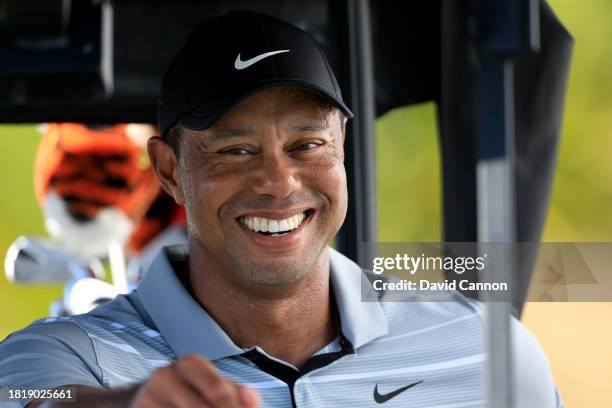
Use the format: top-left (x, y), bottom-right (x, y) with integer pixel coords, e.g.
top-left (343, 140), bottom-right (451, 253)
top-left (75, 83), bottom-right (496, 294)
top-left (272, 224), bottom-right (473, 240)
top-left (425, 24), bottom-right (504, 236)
top-left (237, 384), bottom-right (260, 408)
top-left (174, 354), bottom-right (257, 407)
top-left (134, 365), bottom-right (209, 407)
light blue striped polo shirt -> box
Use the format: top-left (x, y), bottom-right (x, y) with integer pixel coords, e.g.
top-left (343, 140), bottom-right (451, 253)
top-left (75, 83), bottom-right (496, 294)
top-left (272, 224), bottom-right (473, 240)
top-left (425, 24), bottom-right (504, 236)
top-left (0, 246), bottom-right (563, 407)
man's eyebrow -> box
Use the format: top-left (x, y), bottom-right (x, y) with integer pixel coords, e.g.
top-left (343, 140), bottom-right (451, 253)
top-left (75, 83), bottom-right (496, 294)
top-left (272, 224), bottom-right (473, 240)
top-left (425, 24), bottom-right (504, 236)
top-left (204, 128), bottom-right (250, 142)
top-left (292, 122), bottom-right (331, 132)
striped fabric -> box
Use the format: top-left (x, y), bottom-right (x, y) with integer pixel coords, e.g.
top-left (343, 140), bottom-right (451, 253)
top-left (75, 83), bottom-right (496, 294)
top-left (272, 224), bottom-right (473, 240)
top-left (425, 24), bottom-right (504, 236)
top-left (0, 247), bottom-right (563, 408)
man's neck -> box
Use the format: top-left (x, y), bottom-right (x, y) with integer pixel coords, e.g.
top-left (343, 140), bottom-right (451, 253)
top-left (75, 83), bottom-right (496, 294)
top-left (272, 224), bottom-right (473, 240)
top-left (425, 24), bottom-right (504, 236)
top-left (181, 248), bottom-right (340, 369)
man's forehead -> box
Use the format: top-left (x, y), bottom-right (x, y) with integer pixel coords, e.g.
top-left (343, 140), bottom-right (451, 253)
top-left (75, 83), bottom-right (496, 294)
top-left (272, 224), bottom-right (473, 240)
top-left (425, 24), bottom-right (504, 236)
top-left (200, 120), bottom-right (335, 144)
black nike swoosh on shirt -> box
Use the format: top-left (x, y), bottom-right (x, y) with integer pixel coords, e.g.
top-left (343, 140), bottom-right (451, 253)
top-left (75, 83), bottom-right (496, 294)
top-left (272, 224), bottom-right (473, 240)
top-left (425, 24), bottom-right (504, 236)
top-left (373, 380), bottom-right (423, 404)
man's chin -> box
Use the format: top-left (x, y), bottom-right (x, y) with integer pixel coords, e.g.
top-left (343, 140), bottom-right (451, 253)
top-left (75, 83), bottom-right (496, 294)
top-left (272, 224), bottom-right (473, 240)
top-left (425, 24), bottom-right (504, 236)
top-left (230, 249), bottom-right (323, 288)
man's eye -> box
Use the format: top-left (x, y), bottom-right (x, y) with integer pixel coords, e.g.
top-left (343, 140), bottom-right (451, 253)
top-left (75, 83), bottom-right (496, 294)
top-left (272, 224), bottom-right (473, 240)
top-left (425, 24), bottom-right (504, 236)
top-left (220, 148), bottom-right (251, 155)
top-left (295, 142), bottom-right (321, 151)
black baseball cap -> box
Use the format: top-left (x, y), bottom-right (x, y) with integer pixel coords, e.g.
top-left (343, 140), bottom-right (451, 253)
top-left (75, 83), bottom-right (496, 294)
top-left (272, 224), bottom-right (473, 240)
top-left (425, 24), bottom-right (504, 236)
top-left (158, 10), bottom-right (353, 138)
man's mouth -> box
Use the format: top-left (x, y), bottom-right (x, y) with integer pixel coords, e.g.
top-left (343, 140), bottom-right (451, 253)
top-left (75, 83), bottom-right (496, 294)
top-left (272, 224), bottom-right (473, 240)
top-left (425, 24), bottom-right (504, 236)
top-left (238, 210), bottom-right (314, 237)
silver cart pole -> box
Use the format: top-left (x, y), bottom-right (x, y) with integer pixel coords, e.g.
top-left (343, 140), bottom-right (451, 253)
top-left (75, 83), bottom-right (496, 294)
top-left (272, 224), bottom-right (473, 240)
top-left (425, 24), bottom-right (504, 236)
top-left (476, 1), bottom-right (540, 407)
top-left (477, 61), bottom-right (516, 408)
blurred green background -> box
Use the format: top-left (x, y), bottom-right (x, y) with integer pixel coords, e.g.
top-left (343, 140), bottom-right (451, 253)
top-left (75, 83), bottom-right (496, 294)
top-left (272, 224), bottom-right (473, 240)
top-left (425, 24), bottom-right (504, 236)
top-left (0, 0), bottom-right (610, 406)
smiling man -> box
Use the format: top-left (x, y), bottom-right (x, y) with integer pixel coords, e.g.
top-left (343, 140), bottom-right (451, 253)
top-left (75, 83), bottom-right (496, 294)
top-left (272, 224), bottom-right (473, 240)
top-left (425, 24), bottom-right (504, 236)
top-left (153, 84), bottom-right (349, 371)
top-left (0, 10), bottom-right (563, 408)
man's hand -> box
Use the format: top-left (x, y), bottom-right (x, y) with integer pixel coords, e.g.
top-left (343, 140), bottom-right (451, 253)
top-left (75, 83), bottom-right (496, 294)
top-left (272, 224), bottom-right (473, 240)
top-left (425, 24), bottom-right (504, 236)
top-left (130, 354), bottom-right (260, 407)
top-left (28, 354), bottom-right (260, 408)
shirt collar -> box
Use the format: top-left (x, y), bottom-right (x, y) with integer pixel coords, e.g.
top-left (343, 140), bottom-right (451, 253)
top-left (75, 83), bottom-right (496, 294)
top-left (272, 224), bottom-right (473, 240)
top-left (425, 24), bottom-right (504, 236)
top-left (327, 248), bottom-right (389, 348)
top-left (137, 246), bottom-right (388, 361)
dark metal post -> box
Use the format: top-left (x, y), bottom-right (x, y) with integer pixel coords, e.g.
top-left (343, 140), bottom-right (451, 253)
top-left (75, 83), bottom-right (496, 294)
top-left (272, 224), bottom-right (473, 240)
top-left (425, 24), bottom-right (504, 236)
top-left (333, 0), bottom-right (377, 265)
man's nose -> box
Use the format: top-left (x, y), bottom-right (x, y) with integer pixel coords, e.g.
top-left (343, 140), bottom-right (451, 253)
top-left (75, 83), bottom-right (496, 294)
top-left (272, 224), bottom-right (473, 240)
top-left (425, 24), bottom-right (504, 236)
top-left (251, 153), bottom-right (301, 198)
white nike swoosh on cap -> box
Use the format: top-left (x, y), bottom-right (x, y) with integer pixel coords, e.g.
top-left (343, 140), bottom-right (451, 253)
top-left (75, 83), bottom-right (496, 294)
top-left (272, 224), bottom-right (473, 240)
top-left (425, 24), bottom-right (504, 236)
top-left (234, 50), bottom-right (290, 70)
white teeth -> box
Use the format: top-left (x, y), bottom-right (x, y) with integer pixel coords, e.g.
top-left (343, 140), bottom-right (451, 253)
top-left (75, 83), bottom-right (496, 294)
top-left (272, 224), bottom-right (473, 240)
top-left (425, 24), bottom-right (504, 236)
top-left (239, 212), bottom-right (308, 234)
top-left (287, 217), bottom-right (297, 230)
top-left (278, 219), bottom-right (289, 232)
top-left (259, 218), bottom-right (269, 232)
top-left (269, 220), bottom-right (279, 233)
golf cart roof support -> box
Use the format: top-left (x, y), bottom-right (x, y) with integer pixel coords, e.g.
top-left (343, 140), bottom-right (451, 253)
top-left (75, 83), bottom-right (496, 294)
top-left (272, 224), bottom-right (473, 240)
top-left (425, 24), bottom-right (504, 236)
top-left (331, 0), bottom-right (378, 266)
top-left (477, 61), bottom-right (516, 408)
top-left (476, 1), bottom-right (540, 407)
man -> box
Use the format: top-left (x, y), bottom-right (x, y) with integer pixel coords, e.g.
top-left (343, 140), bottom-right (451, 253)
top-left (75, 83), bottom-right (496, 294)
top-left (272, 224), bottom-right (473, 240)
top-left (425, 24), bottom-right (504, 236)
top-left (0, 11), bottom-right (563, 408)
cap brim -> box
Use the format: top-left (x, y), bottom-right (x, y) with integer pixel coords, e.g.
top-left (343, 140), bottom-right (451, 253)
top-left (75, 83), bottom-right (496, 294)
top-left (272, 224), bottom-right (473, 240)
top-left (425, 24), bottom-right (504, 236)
top-left (178, 79), bottom-right (353, 132)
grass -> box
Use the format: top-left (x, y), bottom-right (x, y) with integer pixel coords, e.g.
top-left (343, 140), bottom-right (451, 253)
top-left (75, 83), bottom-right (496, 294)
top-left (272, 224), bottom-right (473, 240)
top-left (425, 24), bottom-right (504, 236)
top-left (0, 125), bottom-right (63, 338)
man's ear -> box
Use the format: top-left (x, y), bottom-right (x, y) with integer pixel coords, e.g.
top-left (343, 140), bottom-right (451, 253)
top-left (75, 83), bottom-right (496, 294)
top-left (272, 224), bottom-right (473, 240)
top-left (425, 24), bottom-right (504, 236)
top-left (147, 136), bottom-right (186, 206)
